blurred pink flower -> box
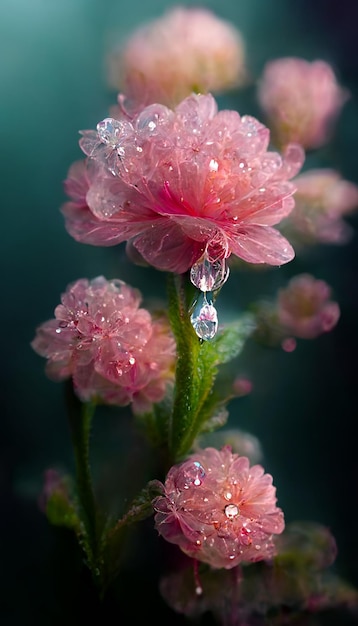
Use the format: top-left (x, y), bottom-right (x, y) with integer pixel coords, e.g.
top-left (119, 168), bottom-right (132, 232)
top-left (38, 469), bottom-right (69, 514)
top-left (277, 274), bottom-right (340, 339)
top-left (31, 276), bottom-right (176, 414)
top-left (153, 446), bottom-right (284, 569)
top-left (63, 93), bottom-right (304, 274)
top-left (107, 6), bottom-right (247, 108)
top-left (288, 169), bottom-right (358, 245)
top-left (257, 58), bottom-right (349, 150)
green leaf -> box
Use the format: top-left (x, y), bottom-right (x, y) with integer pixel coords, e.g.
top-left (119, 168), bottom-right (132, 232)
top-left (102, 480), bottom-right (163, 590)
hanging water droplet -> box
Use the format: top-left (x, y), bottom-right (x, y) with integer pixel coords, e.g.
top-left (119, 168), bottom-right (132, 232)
top-left (175, 460), bottom-right (206, 490)
top-left (190, 292), bottom-right (218, 341)
top-left (190, 256), bottom-right (229, 292)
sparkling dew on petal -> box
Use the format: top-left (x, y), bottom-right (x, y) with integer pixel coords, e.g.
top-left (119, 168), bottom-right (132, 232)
top-left (72, 93), bottom-right (302, 276)
top-left (31, 276), bottom-right (176, 410)
top-left (153, 446), bottom-right (285, 569)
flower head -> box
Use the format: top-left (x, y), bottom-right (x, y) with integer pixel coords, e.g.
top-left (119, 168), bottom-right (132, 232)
top-left (257, 58), bottom-right (349, 150)
top-left (286, 169), bottom-right (358, 245)
top-left (153, 446), bottom-right (284, 569)
top-left (277, 274), bottom-right (340, 339)
top-left (31, 276), bottom-right (176, 414)
top-left (63, 93), bottom-right (304, 277)
top-left (107, 6), bottom-right (247, 108)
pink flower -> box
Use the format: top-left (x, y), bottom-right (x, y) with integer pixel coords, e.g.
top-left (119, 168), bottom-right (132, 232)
top-left (31, 276), bottom-right (176, 414)
top-left (257, 58), bottom-right (349, 150)
top-left (153, 446), bottom-right (284, 569)
top-left (107, 7), bottom-right (247, 108)
top-left (38, 469), bottom-right (69, 514)
top-left (288, 169), bottom-right (358, 245)
top-left (277, 274), bottom-right (340, 339)
top-left (63, 93), bottom-right (304, 275)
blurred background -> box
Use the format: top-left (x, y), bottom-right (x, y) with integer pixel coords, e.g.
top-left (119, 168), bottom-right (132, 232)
top-left (1, 0), bottom-right (358, 624)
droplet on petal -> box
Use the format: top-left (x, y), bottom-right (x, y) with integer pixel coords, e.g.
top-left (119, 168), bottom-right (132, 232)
top-left (175, 460), bottom-right (206, 490)
top-left (224, 504), bottom-right (239, 519)
top-left (97, 118), bottom-right (125, 145)
top-left (190, 292), bottom-right (218, 340)
top-left (190, 256), bottom-right (229, 292)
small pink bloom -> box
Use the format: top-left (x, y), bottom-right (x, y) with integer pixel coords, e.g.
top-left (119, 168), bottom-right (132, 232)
top-left (64, 93), bottom-right (304, 274)
top-left (31, 276), bottom-right (176, 414)
top-left (257, 58), bottom-right (349, 150)
top-left (38, 469), bottom-right (69, 513)
top-left (288, 169), bottom-right (358, 245)
top-left (277, 274), bottom-right (340, 339)
top-left (107, 7), bottom-right (247, 108)
top-left (232, 376), bottom-right (253, 397)
top-left (153, 446), bottom-right (284, 569)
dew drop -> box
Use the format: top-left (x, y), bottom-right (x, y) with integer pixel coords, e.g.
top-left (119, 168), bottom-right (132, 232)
top-left (225, 504), bottom-right (239, 519)
top-left (97, 118), bottom-right (125, 145)
top-left (190, 292), bottom-right (218, 341)
top-left (175, 460), bottom-right (206, 490)
top-left (190, 256), bottom-right (229, 292)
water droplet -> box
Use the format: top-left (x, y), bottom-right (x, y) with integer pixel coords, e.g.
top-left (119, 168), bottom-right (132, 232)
top-left (55, 328), bottom-right (62, 334)
top-left (190, 292), bottom-right (218, 341)
top-left (255, 544), bottom-right (261, 550)
top-left (97, 118), bottom-right (125, 146)
top-left (209, 158), bottom-right (219, 172)
top-left (224, 491), bottom-right (232, 501)
top-left (190, 256), bottom-right (229, 292)
top-left (175, 460), bottom-right (206, 490)
top-left (224, 504), bottom-right (239, 519)
top-left (129, 356), bottom-right (136, 365)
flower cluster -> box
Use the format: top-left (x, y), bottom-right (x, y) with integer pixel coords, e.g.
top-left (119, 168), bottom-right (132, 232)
top-left (31, 276), bottom-right (176, 414)
top-left (30, 5), bottom-right (357, 623)
top-left (153, 446), bottom-right (284, 569)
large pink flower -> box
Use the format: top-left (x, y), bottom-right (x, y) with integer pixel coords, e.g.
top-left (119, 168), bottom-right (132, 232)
top-left (62, 93), bottom-right (304, 275)
top-left (153, 446), bottom-right (284, 569)
top-left (31, 276), bottom-right (176, 414)
top-left (257, 57), bottom-right (349, 150)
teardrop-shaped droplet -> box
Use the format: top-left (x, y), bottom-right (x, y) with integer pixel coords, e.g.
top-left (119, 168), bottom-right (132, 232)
top-left (190, 292), bottom-right (218, 340)
top-left (190, 256), bottom-right (229, 292)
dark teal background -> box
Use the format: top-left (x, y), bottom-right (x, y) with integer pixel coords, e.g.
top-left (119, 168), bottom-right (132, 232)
top-left (1, 0), bottom-right (358, 623)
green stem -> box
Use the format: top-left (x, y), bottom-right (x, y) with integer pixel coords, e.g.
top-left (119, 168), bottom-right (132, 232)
top-left (65, 383), bottom-right (102, 586)
top-left (167, 273), bottom-right (201, 460)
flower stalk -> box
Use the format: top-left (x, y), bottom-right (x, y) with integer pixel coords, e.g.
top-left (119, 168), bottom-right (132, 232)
top-left (65, 383), bottom-right (103, 588)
